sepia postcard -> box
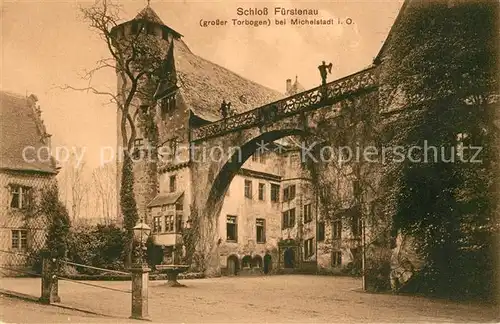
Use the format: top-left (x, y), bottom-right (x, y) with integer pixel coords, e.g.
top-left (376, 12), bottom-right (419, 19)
top-left (0, 0), bottom-right (499, 322)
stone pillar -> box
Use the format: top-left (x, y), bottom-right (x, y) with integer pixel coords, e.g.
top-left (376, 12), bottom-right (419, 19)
top-left (129, 266), bottom-right (151, 321)
top-left (39, 251), bottom-right (60, 304)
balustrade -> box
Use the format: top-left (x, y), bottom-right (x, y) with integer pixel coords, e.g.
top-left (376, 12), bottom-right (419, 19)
top-left (191, 67), bottom-right (378, 141)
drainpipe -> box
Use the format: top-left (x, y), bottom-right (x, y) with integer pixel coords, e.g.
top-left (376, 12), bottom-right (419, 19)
top-left (315, 185), bottom-right (319, 271)
top-left (298, 181), bottom-right (303, 269)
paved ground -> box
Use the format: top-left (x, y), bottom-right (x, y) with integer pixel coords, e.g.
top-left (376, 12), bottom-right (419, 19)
top-left (1, 275), bottom-right (499, 323)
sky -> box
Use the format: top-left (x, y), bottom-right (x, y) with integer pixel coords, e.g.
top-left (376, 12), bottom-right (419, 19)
top-left (1, 0), bottom-right (404, 169)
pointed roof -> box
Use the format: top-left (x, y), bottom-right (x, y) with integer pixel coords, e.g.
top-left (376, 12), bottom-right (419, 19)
top-left (134, 6), bottom-right (165, 25)
top-left (154, 42), bottom-right (177, 99)
top-left (373, 0), bottom-right (410, 64)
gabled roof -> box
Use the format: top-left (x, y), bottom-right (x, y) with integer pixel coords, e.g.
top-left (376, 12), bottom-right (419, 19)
top-left (0, 91), bottom-right (58, 174)
top-left (171, 39), bottom-right (284, 122)
top-left (148, 191), bottom-right (184, 208)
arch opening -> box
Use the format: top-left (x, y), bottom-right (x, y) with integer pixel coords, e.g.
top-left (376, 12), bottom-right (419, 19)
top-left (205, 129), bottom-right (307, 212)
top-left (252, 255), bottom-right (263, 269)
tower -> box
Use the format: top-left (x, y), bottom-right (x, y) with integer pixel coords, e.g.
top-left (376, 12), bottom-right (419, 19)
top-left (110, 5), bottom-right (182, 226)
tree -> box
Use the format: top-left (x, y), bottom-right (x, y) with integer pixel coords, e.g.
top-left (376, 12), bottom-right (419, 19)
top-left (39, 184), bottom-right (71, 258)
top-left (91, 163), bottom-right (118, 223)
top-left (381, 0), bottom-right (499, 299)
top-left (64, 0), bottom-right (167, 265)
top-left (57, 151), bottom-right (89, 221)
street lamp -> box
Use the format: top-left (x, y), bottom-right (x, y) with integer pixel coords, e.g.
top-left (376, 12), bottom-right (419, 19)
top-left (133, 221), bottom-right (151, 266)
top-left (129, 221), bottom-right (152, 321)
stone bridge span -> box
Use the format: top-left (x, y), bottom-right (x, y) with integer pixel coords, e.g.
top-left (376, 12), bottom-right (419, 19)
top-left (188, 66), bottom-right (380, 274)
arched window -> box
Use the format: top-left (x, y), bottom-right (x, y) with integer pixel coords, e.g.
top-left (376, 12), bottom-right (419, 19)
top-left (241, 255), bottom-right (252, 269)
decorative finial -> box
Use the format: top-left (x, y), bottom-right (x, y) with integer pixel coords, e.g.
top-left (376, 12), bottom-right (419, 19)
top-left (146, 0), bottom-right (150, 7)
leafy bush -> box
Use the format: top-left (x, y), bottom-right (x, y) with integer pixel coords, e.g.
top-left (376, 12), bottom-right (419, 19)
top-left (67, 224), bottom-right (127, 274)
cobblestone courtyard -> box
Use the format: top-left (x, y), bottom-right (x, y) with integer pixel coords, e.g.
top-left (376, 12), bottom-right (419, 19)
top-left (1, 275), bottom-right (499, 323)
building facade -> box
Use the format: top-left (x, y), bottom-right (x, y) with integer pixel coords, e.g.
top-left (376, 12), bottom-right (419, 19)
top-left (114, 6), bottom-right (362, 276)
top-left (0, 92), bottom-right (58, 275)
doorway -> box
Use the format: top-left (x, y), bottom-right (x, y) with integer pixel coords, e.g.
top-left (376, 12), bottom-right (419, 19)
top-left (227, 255), bottom-right (239, 276)
top-left (284, 247), bottom-right (295, 268)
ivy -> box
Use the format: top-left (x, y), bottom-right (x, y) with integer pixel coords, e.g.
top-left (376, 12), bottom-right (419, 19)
top-left (380, 1), bottom-right (499, 300)
top-left (38, 184), bottom-right (71, 258)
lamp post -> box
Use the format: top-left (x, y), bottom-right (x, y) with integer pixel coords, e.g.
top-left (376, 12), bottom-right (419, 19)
top-left (130, 221), bottom-right (151, 321)
top-left (133, 222), bottom-right (151, 266)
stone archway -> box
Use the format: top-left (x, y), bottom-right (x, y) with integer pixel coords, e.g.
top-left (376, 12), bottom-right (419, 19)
top-left (241, 255), bottom-right (252, 269)
top-left (252, 255), bottom-right (263, 269)
top-left (188, 68), bottom-right (379, 276)
top-left (191, 128), bottom-right (308, 276)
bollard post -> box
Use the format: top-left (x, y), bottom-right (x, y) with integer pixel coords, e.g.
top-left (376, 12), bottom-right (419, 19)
top-left (129, 265), bottom-right (151, 321)
top-left (39, 250), bottom-right (60, 304)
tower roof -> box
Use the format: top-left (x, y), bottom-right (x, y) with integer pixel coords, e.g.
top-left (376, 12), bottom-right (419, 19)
top-left (134, 6), bottom-right (165, 25)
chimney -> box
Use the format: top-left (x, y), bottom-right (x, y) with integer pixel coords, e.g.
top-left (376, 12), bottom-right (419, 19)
top-left (286, 79), bottom-right (292, 94)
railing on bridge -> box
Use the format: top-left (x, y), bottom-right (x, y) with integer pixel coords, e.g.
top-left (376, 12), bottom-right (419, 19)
top-left (191, 66), bottom-right (379, 141)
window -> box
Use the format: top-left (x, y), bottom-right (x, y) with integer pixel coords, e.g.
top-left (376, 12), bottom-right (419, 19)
top-left (244, 180), bottom-right (252, 199)
top-left (333, 220), bottom-right (342, 239)
top-left (226, 216), bottom-right (237, 242)
top-left (304, 238), bottom-right (314, 258)
top-left (252, 149), bottom-right (266, 163)
top-left (258, 183), bottom-right (265, 201)
top-left (132, 138), bottom-right (144, 159)
top-left (176, 203), bottom-right (183, 211)
top-left (353, 179), bottom-right (360, 197)
top-left (317, 222), bottom-right (325, 242)
top-left (256, 218), bottom-right (265, 243)
top-left (169, 138), bottom-right (178, 159)
top-left (271, 184), bottom-right (280, 202)
top-left (165, 215), bottom-right (174, 232)
top-left (176, 215), bottom-right (183, 232)
top-left (283, 185), bottom-right (296, 202)
top-left (282, 208), bottom-right (296, 229)
top-left (332, 251), bottom-right (342, 267)
top-left (134, 138), bottom-right (144, 148)
top-left (169, 175), bottom-right (176, 193)
top-left (242, 255), bottom-right (252, 268)
top-left (161, 95), bottom-right (176, 116)
top-left (131, 21), bottom-right (139, 34)
top-left (352, 215), bottom-right (362, 237)
top-left (10, 185), bottom-right (32, 209)
top-left (303, 204), bottom-right (312, 223)
top-left (11, 230), bottom-right (27, 250)
top-left (153, 216), bottom-right (162, 233)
